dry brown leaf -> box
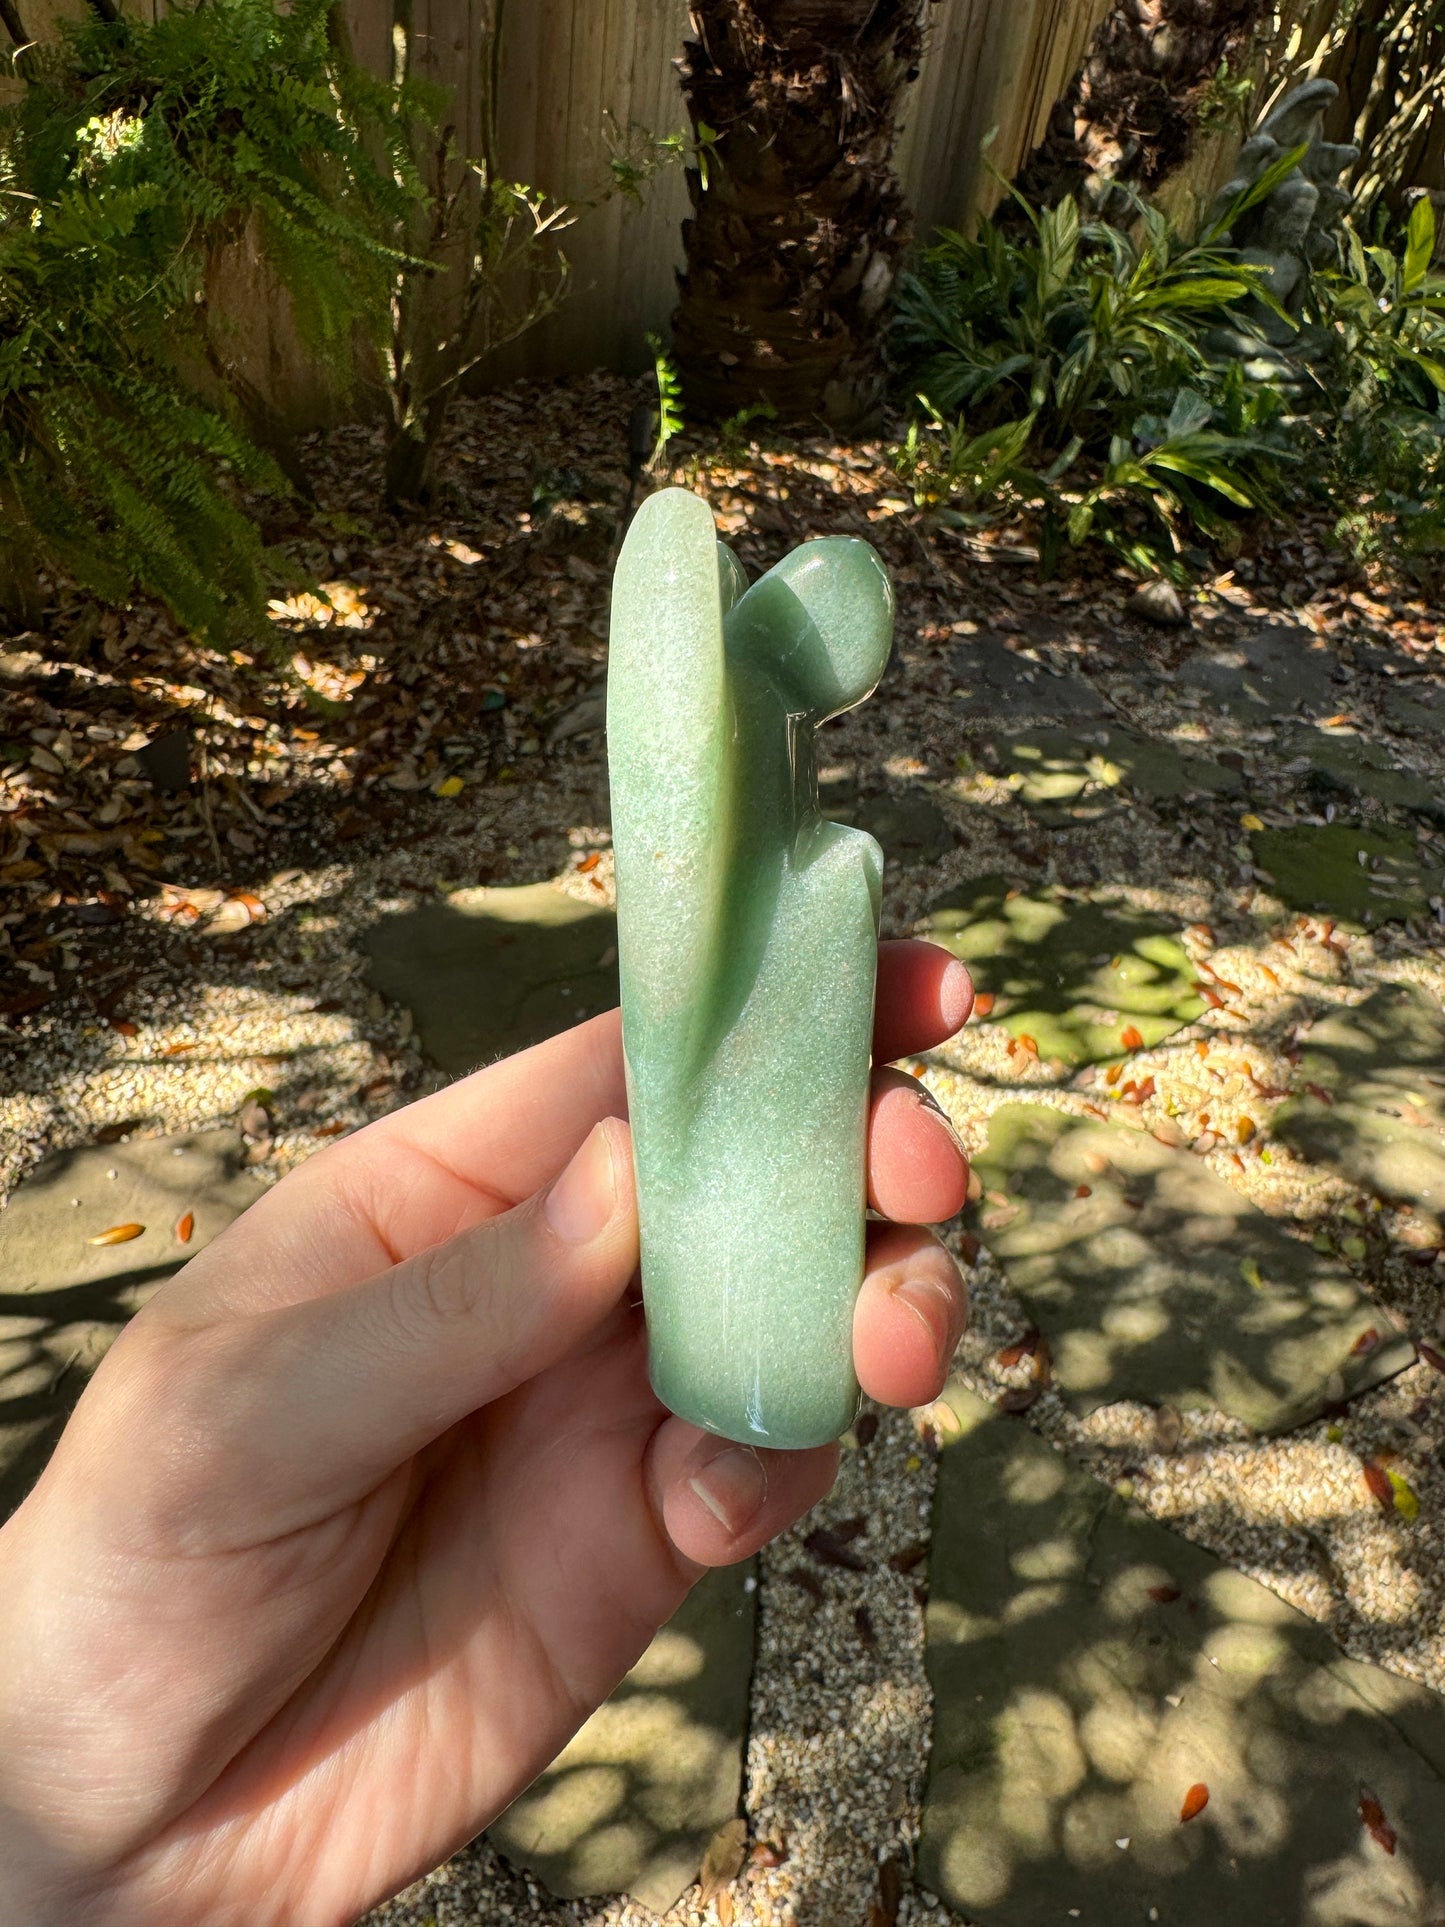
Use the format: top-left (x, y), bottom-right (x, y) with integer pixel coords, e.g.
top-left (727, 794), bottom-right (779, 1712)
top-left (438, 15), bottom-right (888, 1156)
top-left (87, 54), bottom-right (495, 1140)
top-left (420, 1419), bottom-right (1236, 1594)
top-left (1120, 1025), bottom-right (1144, 1051)
top-left (88, 1222), bottom-right (144, 1246)
top-left (1179, 1782), bottom-right (1209, 1822)
top-left (698, 1816), bottom-right (747, 1904)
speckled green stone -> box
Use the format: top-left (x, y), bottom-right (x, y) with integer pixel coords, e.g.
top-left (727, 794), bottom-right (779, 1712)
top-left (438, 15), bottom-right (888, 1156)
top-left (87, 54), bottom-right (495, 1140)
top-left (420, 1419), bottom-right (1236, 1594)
top-left (607, 489), bottom-right (893, 1449)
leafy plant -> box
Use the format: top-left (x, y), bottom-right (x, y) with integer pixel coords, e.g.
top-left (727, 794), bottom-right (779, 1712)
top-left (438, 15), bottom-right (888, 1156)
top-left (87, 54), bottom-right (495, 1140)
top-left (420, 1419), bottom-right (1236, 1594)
top-left (1301, 199), bottom-right (1445, 576)
top-left (892, 191), bottom-right (1287, 572)
top-left (645, 332), bottom-right (685, 470)
top-left (0, 0), bottom-right (408, 640)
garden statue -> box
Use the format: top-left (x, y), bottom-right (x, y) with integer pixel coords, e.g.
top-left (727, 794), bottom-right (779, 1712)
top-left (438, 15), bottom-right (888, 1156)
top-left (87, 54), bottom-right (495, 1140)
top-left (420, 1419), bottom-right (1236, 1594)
top-left (608, 488), bottom-right (893, 1449)
top-left (1206, 76), bottom-right (1361, 377)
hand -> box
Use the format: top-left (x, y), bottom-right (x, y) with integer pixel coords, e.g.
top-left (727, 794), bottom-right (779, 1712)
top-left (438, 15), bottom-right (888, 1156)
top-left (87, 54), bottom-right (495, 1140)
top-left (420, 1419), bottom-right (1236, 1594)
top-left (0, 940), bottom-right (972, 1927)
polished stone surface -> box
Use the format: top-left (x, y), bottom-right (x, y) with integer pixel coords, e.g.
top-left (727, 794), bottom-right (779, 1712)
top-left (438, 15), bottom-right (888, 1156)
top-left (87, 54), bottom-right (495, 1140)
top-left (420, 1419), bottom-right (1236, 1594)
top-left (608, 488), bottom-right (892, 1449)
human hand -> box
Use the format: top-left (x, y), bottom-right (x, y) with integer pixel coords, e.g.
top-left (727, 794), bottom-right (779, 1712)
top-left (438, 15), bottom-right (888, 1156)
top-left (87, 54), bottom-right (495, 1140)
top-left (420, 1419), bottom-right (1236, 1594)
top-left (0, 940), bottom-right (972, 1927)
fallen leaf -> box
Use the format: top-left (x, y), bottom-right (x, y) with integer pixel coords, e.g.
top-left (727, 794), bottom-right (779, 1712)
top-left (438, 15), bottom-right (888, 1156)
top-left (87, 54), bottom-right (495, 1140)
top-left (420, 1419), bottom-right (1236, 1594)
top-left (854, 1411), bottom-right (879, 1448)
top-left (781, 1565), bottom-right (826, 1602)
top-left (1386, 1468), bottom-right (1421, 1521)
top-left (1121, 1025), bottom-right (1144, 1051)
top-left (998, 1327), bottom-right (1041, 1368)
top-left (577, 851), bottom-right (601, 874)
top-left (111, 1018), bottom-right (139, 1038)
top-left (163, 1041), bottom-right (196, 1056)
top-left (871, 1855), bottom-right (905, 1927)
top-left (87, 1222), bottom-right (144, 1246)
top-left (1359, 1786), bottom-right (1397, 1854)
top-left (804, 1524), bottom-right (869, 1570)
top-left (749, 1838), bottom-right (787, 1870)
top-left (972, 991), bottom-right (996, 1018)
top-left (175, 1211), bottom-right (194, 1245)
top-left (1180, 1783), bottom-right (1209, 1823)
top-left (1147, 1584), bottom-right (1182, 1603)
top-left (434, 774), bottom-right (464, 798)
top-left (1073, 1183), bottom-right (1093, 1198)
top-left (1419, 1342), bottom-right (1445, 1375)
top-left (1241, 812), bottom-right (1264, 831)
top-left (1362, 1459), bottom-right (1395, 1510)
top-left (1236, 1116), bottom-right (1256, 1144)
top-left (698, 1817), bottom-right (747, 1903)
top-left (1153, 1404), bottom-right (1183, 1454)
top-left (997, 1383), bottom-right (1041, 1414)
top-left (1105, 1062), bottom-right (1123, 1083)
top-left (1350, 1327), bottom-right (1380, 1357)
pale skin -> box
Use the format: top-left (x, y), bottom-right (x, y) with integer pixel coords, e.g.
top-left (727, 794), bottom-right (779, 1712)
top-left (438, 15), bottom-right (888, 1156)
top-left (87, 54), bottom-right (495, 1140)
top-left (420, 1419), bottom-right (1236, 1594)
top-left (0, 940), bottom-right (973, 1927)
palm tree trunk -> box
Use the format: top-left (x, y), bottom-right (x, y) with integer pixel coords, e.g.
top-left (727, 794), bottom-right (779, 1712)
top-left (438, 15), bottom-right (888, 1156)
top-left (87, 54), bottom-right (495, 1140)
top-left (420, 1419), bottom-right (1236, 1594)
top-left (1012, 0), bottom-right (1272, 215)
top-left (671, 0), bottom-right (930, 431)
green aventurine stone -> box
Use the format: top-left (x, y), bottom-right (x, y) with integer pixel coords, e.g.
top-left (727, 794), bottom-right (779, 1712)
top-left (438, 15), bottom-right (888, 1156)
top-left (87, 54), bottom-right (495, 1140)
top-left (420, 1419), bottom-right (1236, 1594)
top-left (607, 489), bottom-right (893, 1449)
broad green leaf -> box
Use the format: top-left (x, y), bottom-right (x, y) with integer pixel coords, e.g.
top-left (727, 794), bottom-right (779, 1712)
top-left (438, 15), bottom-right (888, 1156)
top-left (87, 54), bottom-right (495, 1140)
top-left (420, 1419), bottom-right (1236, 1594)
top-left (1147, 450), bottom-right (1255, 505)
top-left (1405, 197), bottom-right (1435, 293)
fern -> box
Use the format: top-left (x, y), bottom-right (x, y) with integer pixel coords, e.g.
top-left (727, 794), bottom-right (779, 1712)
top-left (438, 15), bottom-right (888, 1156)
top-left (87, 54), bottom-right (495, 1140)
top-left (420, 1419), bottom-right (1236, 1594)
top-left (0, 0), bottom-right (417, 644)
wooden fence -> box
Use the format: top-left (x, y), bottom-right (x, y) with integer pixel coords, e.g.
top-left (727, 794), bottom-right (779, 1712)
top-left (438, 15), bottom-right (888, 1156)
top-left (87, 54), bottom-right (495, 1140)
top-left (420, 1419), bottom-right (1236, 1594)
top-left (4, 0), bottom-right (1183, 406)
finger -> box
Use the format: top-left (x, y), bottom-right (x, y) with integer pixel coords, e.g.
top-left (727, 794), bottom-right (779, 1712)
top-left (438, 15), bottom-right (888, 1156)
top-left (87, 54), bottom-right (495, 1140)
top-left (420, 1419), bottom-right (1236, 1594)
top-left (137, 1119), bottom-right (641, 1531)
top-left (872, 939), bottom-right (973, 1065)
top-left (866, 1066), bottom-right (969, 1222)
top-left (853, 1221), bottom-right (967, 1409)
top-left (647, 1417), bottom-right (840, 1571)
top-left (175, 941), bottom-right (976, 1319)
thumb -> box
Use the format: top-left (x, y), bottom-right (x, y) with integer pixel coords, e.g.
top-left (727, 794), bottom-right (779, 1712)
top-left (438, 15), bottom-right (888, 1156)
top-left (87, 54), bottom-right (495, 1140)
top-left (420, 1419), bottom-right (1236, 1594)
top-left (124, 1119), bottom-right (639, 1530)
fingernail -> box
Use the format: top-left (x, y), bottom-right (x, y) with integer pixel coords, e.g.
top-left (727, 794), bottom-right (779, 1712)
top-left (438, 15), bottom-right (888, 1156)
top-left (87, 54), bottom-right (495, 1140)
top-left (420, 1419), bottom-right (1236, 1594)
top-left (891, 1254), bottom-right (964, 1356)
top-left (915, 1085), bottom-right (969, 1159)
top-left (940, 958), bottom-right (973, 1033)
top-left (689, 1445), bottom-right (768, 1536)
top-left (545, 1121), bottom-right (620, 1244)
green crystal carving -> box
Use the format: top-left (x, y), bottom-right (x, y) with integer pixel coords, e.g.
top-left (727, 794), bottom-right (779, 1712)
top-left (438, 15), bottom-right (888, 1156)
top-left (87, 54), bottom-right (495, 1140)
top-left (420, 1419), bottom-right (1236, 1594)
top-left (607, 488), bottom-right (893, 1449)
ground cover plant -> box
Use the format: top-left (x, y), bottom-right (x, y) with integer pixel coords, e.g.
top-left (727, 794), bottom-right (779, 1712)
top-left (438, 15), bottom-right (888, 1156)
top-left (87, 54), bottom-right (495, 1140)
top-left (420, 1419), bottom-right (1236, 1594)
top-left (891, 181), bottom-right (1445, 584)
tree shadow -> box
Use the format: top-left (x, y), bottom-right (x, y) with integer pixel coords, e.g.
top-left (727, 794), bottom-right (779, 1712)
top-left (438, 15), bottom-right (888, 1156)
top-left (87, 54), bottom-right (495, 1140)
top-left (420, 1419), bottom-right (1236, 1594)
top-left (919, 1383), bottom-right (1445, 1926)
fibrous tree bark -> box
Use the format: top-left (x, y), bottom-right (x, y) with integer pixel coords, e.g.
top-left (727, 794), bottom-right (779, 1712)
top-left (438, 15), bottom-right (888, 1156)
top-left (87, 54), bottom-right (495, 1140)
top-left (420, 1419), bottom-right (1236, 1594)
top-left (1011, 0), bottom-right (1274, 215)
top-left (671, 0), bottom-right (931, 430)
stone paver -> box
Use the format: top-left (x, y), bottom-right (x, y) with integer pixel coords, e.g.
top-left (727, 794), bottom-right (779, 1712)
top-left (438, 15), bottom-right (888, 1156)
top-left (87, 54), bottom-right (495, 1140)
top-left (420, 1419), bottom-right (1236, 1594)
top-left (1249, 823), bottom-right (1443, 928)
top-left (919, 1382), bottom-right (1445, 1926)
top-left (1179, 627), bottom-right (1344, 718)
top-left (919, 879), bottom-right (1204, 1068)
top-left (364, 881), bottom-right (618, 1073)
top-left (967, 1105), bottom-right (1413, 1431)
top-left (952, 636), bottom-right (1111, 720)
top-left (1276, 984), bottom-right (1445, 1242)
top-left (1284, 725), bottom-right (1436, 813)
top-left (0, 1130), bottom-right (263, 1519)
top-left (488, 1563), bottom-right (755, 1912)
top-left (1002, 727), bottom-right (1242, 813)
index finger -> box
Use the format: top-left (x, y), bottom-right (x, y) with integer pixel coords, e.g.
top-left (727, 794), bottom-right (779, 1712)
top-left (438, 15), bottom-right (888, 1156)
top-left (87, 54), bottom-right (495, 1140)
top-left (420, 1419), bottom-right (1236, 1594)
top-left (171, 941), bottom-right (971, 1315)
